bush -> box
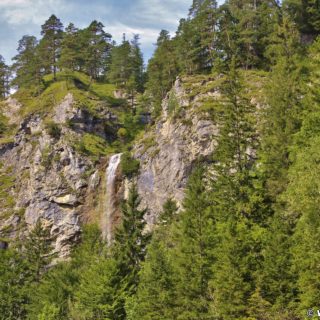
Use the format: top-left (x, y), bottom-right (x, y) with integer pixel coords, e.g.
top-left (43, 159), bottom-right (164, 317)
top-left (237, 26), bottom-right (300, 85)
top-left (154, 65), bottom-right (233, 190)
top-left (45, 120), bottom-right (61, 139)
top-left (120, 152), bottom-right (140, 177)
top-left (117, 128), bottom-right (128, 142)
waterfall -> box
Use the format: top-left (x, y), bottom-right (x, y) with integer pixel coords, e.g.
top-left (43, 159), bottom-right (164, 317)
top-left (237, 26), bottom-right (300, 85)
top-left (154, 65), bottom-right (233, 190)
top-left (103, 153), bottom-right (122, 244)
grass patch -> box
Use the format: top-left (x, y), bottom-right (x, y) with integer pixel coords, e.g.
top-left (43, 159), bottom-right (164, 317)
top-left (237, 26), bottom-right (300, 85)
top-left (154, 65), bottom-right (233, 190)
top-left (74, 133), bottom-right (115, 162)
top-left (44, 119), bottom-right (61, 139)
top-left (140, 135), bottom-right (157, 154)
top-left (14, 81), bottom-right (68, 117)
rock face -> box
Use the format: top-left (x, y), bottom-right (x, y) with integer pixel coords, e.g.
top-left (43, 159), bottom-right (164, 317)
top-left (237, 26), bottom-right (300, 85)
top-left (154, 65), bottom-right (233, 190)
top-left (0, 94), bottom-right (110, 258)
top-left (0, 75), bottom-right (241, 256)
top-left (134, 78), bottom-right (219, 224)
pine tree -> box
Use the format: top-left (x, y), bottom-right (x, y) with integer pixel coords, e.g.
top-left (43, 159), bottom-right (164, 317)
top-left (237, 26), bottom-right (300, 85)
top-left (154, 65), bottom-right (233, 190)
top-left (0, 55), bottom-right (9, 99)
top-left (39, 15), bottom-right (64, 80)
top-left (81, 21), bottom-right (112, 79)
top-left (59, 23), bottom-right (81, 72)
top-left (11, 35), bottom-right (42, 89)
top-left (108, 36), bottom-right (132, 88)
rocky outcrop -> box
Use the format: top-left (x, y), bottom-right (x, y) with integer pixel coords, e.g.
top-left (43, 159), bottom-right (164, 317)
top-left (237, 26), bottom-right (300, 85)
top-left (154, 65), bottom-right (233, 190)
top-left (0, 74), bottom-right (263, 256)
top-left (133, 78), bottom-right (219, 224)
top-left (0, 94), bottom-right (111, 258)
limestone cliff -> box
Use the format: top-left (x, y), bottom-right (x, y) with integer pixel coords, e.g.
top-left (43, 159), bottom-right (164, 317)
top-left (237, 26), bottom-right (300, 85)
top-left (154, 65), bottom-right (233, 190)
top-left (133, 77), bottom-right (219, 224)
top-left (0, 71), bottom-right (265, 256)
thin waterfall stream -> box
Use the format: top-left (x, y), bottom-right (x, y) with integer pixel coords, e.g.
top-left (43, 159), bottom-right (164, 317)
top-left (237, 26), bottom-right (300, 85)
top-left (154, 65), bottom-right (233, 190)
top-left (103, 153), bottom-right (122, 244)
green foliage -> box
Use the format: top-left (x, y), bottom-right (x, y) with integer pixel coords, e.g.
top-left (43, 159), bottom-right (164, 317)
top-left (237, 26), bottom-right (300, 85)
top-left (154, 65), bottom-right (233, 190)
top-left (120, 152), bottom-right (140, 178)
top-left (0, 55), bottom-right (10, 99)
top-left (146, 30), bottom-right (180, 116)
top-left (39, 15), bottom-right (64, 80)
top-left (44, 120), bottom-right (61, 139)
top-left (0, 220), bottom-right (54, 319)
top-left (112, 185), bottom-right (150, 319)
top-left (108, 34), bottom-right (145, 94)
top-left (171, 167), bottom-right (215, 319)
top-left (75, 133), bottom-right (110, 161)
top-left (2, 2), bottom-right (320, 319)
top-left (0, 165), bottom-right (15, 212)
top-left (167, 91), bottom-right (180, 117)
top-left (0, 248), bottom-right (30, 320)
top-left (117, 127), bottom-right (128, 142)
top-left (70, 258), bottom-right (118, 319)
top-left (140, 135), bottom-right (157, 154)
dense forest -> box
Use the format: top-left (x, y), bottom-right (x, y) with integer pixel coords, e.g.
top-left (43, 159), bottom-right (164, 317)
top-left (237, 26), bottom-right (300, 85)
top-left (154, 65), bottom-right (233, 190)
top-left (1, 0), bottom-right (320, 319)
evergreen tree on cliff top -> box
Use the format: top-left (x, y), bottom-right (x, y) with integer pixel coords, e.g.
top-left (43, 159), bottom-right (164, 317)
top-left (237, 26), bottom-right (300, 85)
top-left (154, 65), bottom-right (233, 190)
top-left (12, 35), bottom-right (42, 89)
top-left (59, 23), bottom-right (82, 73)
top-left (39, 15), bottom-right (64, 80)
top-left (80, 20), bottom-right (112, 79)
top-left (0, 55), bottom-right (9, 99)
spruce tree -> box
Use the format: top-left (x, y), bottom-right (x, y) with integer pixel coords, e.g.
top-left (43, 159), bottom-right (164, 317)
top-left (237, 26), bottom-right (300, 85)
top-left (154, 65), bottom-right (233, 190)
top-left (0, 248), bottom-right (29, 320)
top-left (39, 15), bottom-right (64, 80)
top-left (260, 11), bottom-right (303, 198)
top-left (71, 257), bottom-right (118, 320)
top-left (146, 30), bottom-right (179, 115)
top-left (208, 59), bottom-right (268, 319)
top-left (283, 38), bottom-right (320, 316)
top-left (111, 185), bottom-right (150, 319)
top-left (185, 0), bottom-right (219, 72)
top-left (126, 200), bottom-right (178, 320)
top-left (23, 220), bottom-right (54, 283)
top-left (285, 0), bottom-right (320, 35)
top-left (171, 167), bottom-right (215, 319)
top-left (129, 34), bottom-right (144, 93)
top-left (28, 224), bottom-right (105, 319)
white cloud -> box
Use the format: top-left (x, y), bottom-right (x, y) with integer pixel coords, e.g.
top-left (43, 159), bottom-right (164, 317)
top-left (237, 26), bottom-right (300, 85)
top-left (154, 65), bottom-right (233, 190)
top-left (0, 0), bottom-right (69, 25)
top-left (0, 0), bottom-right (29, 6)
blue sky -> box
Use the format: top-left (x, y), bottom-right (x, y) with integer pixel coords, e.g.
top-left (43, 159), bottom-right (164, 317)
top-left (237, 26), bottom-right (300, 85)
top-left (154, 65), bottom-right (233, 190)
top-left (0, 0), bottom-right (224, 64)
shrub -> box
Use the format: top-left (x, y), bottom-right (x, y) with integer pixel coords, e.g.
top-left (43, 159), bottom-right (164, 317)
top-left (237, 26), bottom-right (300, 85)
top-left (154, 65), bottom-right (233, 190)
top-left (45, 120), bottom-right (61, 139)
top-left (117, 128), bottom-right (128, 143)
top-left (120, 152), bottom-right (140, 177)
